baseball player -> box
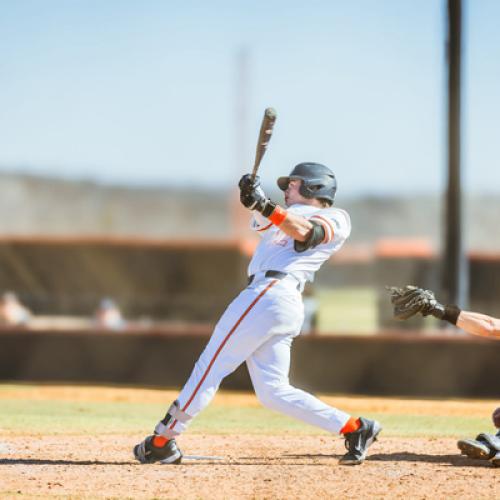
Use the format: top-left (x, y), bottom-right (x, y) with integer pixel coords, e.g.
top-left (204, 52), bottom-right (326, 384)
top-left (388, 285), bottom-right (500, 467)
top-left (134, 163), bottom-right (382, 466)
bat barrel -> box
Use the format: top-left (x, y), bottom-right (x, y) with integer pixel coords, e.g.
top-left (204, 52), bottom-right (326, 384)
top-left (251, 108), bottom-right (277, 179)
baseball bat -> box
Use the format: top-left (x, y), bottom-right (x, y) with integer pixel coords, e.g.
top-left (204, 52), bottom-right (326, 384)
top-left (251, 107), bottom-right (277, 181)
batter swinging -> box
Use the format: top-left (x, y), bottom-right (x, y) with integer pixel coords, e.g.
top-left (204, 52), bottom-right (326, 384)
top-left (134, 162), bottom-right (381, 466)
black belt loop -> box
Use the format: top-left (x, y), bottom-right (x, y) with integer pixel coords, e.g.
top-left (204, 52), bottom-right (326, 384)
top-left (247, 270), bottom-right (289, 286)
top-left (265, 270), bottom-right (287, 280)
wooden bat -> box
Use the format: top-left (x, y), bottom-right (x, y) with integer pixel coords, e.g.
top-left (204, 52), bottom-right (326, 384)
top-left (251, 107), bottom-right (277, 181)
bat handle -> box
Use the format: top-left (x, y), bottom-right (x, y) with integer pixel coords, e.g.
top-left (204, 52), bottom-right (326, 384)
top-left (250, 165), bottom-right (259, 182)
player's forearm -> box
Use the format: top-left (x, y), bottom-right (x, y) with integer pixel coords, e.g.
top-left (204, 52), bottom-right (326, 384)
top-left (252, 202), bottom-right (313, 241)
top-left (456, 311), bottom-right (500, 339)
top-left (277, 210), bottom-right (313, 241)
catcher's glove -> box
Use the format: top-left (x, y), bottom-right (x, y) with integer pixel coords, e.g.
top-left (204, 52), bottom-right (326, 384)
top-left (386, 285), bottom-right (446, 321)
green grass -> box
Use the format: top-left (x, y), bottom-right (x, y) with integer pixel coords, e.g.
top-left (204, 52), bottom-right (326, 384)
top-left (316, 287), bottom-right (378, 333)
top-left (0, 399), bottom-right (491, 438)
top-left (315, 286), bottom-right (442, 334)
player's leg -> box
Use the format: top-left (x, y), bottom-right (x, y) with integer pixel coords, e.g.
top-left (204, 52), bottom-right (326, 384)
top-left (247, 334), bottom-right (381, 465)
top-left (247, 334), bottom-right (350, 432)
top-left (134, 280), bottom-right (281, 463)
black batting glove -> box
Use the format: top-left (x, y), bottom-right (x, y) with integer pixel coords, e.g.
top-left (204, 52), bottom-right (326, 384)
top-left (238, 179), bottom-right (277, 217)
top-left (238, 174), bottom-right (260, 194)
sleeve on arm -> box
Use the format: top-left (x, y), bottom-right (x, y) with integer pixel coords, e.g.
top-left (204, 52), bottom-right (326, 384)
top-left (250, 212), bottom-right (272, 234)
top-left (309, 209), bottom-right (351, 245)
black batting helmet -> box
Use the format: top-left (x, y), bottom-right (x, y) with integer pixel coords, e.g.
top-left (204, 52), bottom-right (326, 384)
top-left (277, 162), bottom-right (337, 205)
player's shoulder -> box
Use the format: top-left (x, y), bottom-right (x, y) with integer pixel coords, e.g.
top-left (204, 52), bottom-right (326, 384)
top-left (309, 206), bottom-right (351, 241)
top-left (288, 203), bottom-right (350, 226)
top-left (308, 205), bottom-right (350, 224)
top-left (317, 206), bottom-right (351, 224)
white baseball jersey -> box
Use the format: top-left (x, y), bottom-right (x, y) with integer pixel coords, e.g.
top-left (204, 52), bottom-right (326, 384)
top-left (249, 203), bottom-right (352, 283)
top-left (157, 202), bottom-right (353, 441)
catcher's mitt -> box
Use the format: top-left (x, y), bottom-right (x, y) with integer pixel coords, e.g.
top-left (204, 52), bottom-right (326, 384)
top-left (386, 285), bottom-right (443, 320)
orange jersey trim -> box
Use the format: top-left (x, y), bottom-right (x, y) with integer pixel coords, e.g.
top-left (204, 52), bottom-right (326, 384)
top-left (257, 222), bottom-right (273, 232)
top-left (310, 215), bottom-right (335, 243)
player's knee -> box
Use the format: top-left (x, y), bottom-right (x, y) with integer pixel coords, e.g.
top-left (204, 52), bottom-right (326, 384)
top-left (254, 383), bottom-right (292, 410)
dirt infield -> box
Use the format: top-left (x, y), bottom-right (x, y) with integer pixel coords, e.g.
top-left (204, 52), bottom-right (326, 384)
top-left (1, 434), bottom-right (499, 499)
top-left (1, 386), bottom-right (499, 499)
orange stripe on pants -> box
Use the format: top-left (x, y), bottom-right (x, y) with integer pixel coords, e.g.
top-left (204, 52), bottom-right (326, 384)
top-left (169, 279), bottom-right (278, 430)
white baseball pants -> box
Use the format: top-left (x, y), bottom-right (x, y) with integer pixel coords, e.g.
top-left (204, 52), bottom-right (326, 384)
top-left (159, 274), bottom-right (351, 438)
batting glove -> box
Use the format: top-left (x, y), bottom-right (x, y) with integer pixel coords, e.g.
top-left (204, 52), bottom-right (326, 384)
top-left (238, 174), bottom-right (260, 194)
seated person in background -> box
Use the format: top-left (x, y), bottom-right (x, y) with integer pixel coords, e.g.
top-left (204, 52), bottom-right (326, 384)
top-left (94, 298), bottom-right (125, 331)
top-left (388, 285), bottom-right (500, 467)
top-left (0, 291), bottom-right (32, 326)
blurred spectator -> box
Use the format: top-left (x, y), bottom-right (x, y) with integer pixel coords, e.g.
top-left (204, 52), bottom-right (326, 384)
top-left (94, 298), bottom-right (126, 330)
top-left (301, 284), bottom-right (318, 335)
top-left (0, 291), bottom-right (32, 326)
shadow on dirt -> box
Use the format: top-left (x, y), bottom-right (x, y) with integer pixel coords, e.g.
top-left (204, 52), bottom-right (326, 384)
top-left (1, 454), bottom-right (495, 468)
top-left (279, 452), bottom-right (495, 468)
top-left (279, 453), bottom-right (341, 460)
top-left (367, 452), bottom-right (494, 467)
top-left (0, 459), bottom-right (131, 466)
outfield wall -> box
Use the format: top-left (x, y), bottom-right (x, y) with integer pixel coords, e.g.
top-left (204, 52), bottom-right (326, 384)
top-left (2, 237), bottom-right (500, 327)
top-left (1, 329), bottom-right (499, 398)
top-left (0, 237), bottom-right (247, 321)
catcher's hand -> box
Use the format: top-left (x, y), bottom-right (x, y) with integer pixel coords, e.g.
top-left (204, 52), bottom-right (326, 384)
top-left (386, 285), bottom-right (444, 321)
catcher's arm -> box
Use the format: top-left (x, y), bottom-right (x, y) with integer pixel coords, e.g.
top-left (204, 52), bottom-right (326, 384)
top-left (387, 285), bottom-right (500, 340)
top-left (456, 310), bottom-right (500, 339)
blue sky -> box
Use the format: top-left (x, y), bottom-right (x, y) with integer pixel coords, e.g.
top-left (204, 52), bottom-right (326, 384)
top-left (0, 1), bottom-right (499, 196)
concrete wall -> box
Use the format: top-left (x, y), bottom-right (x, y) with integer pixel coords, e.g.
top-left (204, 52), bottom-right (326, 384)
top-left (2, 238), bottom-right (500, 329)
top-left (0, 238), bottom-right (248, 321)
top-left (1, 329), bottom-right (499, 398)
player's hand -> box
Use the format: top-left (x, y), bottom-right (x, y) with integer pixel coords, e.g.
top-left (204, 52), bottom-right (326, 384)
top-left (238, 180), bottom-right (277, 217)
top-left (493, 407), bottom-right (500, 428)
top-left (238, 174), bottom-right (260, 194)
top-left (240, 184), bottom-right (267, 211)
top-left (386, 285), bottom-right (446, 320)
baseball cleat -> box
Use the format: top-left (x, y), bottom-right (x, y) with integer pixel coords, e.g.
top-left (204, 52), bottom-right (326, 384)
top-left (457, 438), bottom-right (492, 460)
top-left (339, 417), bottom-right (382, 465)
top-left (133, 435), bottom-right (183, 464)
top-left (491, 451), bottom-right (500, 467)
top-left (457, 432), bottom-right (500, 461)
